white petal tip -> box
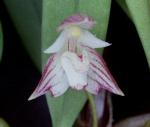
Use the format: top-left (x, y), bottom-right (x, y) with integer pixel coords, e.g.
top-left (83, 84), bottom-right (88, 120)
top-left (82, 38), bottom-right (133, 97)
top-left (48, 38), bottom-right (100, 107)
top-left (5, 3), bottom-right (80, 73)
top-left (43, 49), bottom-right (51, 54)
top-left (119, 91), bottom-right (125, 96)
top-left (28, 94), bottom-right (36, 101)
top-left (115, 89), bottom-right (125, 96)
top-left (101, 42), bottom-right (111, 48)
top-left (28, 93), bottom-right (40, 101)
top-left (106, 43), bottom-right (111, 47)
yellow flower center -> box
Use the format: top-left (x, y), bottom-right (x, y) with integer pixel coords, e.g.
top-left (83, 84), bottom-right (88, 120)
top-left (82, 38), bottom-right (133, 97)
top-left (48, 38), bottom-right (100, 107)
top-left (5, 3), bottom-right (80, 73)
top-left (70, 26), bottom-right (81, 37)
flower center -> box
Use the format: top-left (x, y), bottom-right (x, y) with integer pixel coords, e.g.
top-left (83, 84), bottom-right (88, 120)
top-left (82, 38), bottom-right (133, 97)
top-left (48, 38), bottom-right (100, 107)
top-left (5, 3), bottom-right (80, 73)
top-left (61, 51), bottom-right (89, 90)
top-left (70, 26), bottom-right (81, 38)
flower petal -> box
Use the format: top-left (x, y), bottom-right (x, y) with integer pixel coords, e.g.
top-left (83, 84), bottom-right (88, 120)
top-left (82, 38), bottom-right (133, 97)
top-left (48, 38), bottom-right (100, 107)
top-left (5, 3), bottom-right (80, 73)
top-left (58, 14), bottom-right (96, 31)
top-left (49, 75), bottom-right (69, 97)
top-left (85, 76), bottom-right (101, 94)
top-left (28, 54), bottom-right (68, 100)
top-left (61, 51), bottom-right (89, 90)
top-left (44, 30), bottom-right (67, 53)
top-left (85, 47), bottom-right (124, 96)
top-left (79, 30), bottom-right (111, 48)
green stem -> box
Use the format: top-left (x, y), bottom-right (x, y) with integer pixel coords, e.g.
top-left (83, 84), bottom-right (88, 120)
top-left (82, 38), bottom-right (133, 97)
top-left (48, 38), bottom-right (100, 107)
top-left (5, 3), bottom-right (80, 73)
top-left (87, 92), bottom-right (98, 127)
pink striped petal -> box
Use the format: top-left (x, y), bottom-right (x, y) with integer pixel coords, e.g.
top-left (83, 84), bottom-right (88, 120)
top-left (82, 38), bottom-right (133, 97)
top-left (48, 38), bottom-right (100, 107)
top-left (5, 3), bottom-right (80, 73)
top-left (84, 46), bottom-right (124, 96)
top-left (85, 75), bottom-right (101, 94)
top-left (28, 54), bottom-right (68, 100)
top-left (49, 75), bottom-right (69, 97)
top-left (58, 14), bottom-right (96, 31)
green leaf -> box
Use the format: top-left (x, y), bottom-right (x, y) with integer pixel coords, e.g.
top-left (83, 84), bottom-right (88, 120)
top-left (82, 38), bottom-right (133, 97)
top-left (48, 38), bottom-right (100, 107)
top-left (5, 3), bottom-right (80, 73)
top-left (42, 0), bottom-right (111, 127)
top-left (0, 118), bottom-right (10, 127)
top-left (46, 90), bottom-right (86, 127)
top-left (124, 0), bottom-right (150, 66)
top-left (0, 23), bottom-right (3, 61)
top-left (4, 0), bottom-right (42, 69)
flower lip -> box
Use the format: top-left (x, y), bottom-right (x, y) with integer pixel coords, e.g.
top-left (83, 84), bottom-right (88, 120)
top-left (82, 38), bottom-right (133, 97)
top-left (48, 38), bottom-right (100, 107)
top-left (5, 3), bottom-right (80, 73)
top-left (61, 51), bottom-right (89, 90)
top-left (57, 14), bottom-right (96, 32)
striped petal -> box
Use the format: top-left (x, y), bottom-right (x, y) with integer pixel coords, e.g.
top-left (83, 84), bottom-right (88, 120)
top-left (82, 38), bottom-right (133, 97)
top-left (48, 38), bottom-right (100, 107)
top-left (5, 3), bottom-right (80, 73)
top-left (79, 30), bottom-right (111, 49)
top-left (44, 30), bottom-right (67, 53)
top-left (61, 51), bottom-right (89, 90)
top-left (49, 74), bottom-right (69, 97)
top-left (85, 76), bottom-right (101, 94)
top-left (28, 54), bottom-right (69, 100)
top-left (84, 46), bottom-right (124, 96)
top-left (58, 14), bottom-right (96, 31)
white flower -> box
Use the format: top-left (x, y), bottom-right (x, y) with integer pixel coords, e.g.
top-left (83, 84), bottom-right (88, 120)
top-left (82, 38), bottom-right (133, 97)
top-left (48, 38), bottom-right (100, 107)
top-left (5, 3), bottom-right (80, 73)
top-left (28, 14), bottom-right (124, 100)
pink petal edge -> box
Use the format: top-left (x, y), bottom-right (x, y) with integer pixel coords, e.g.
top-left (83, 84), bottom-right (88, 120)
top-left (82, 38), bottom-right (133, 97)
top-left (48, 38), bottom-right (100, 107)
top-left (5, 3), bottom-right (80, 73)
top-left (57, 14), bottom-right (96, 31)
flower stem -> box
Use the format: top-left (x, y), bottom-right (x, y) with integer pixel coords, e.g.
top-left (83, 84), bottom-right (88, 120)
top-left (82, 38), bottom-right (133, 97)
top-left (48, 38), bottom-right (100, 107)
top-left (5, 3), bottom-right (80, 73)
top-left (87, 92), bottom-right (98, 127)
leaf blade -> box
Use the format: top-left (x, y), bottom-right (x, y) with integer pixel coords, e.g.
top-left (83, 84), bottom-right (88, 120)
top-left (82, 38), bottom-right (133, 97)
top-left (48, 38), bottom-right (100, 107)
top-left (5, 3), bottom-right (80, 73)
top-left (4, 0), bottom-right (42, 69)
top-left (125, 0), bottom-right (150, 66)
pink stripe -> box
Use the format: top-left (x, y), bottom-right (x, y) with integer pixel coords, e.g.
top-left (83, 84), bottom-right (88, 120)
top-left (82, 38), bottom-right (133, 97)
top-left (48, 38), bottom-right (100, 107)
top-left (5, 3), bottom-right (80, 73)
top-left (58, 14), bottom-right (95, 31)
top-left (82, 45), bottom-right (118, 85)
top-left (88, 75), bottom-right (113, 93)
top-left (37, 64), bottom-right (57, 92)
top-left (61, 14), bottom-right (83, 25)
top-left (82, 45), bottom-right (105, 66)
top-left (89, 48), bottom-right (118, 84)
top-left (38, 66), bottom-right (64, 93)
top-left (38, 74), bottom-right (56, 93)
top-left (89, 50), bottom-right (105, 68)
top-left (35, 54), bottom-right (56, 93)
top-left (42, 66), bottom-right (55, 82)
top-left (90, 69), bottom-right (115, 91)
top-left (90, 62), bottom-right (111, 81)
top-left (38, 54), bottom-right (55, 85)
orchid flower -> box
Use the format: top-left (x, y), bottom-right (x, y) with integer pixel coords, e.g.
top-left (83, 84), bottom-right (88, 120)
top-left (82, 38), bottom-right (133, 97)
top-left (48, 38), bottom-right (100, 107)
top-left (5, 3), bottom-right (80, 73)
top-left (28, 14), bottom-right (124, 100)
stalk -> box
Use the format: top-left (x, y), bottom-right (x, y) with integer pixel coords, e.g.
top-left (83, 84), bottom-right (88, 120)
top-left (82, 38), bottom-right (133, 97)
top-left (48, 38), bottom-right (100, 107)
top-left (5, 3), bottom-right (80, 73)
top-left (87, 93), bottom-right (98, 127)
